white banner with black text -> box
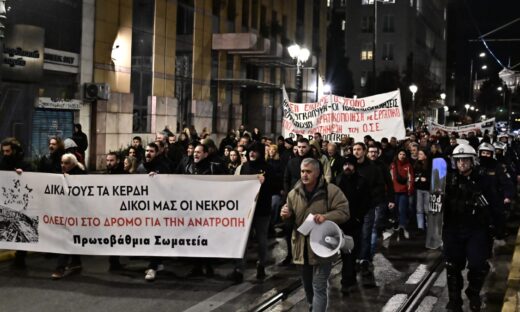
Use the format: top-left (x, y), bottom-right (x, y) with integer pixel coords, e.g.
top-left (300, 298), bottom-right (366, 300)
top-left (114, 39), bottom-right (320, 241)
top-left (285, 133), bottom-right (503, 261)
top-left (282, 87), bottom-right (406, 142)
top-left (0, 172), bottom-right (260, 258)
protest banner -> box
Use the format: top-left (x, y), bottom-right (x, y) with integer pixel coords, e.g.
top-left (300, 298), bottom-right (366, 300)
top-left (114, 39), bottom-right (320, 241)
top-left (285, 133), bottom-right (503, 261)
top-left (0, 172), bottom-right (260, 258)
top-left (428, 118), bottom-right (495, 136)
top-left (282, 87), bottom-right (406, 142)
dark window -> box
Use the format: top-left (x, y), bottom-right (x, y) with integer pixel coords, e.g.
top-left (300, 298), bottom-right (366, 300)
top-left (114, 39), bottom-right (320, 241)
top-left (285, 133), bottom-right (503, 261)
top-left (242, 0), bottom-right (250, 28)
top-left (7, 0), bottom-right (82, 53)
top-left (251, 0), bottom-right (259, 29)
top-left (312, 1), bottom-right (320, 52)
top-left (382, 15), bottom-right (395, 32)
top-left (296, 0), bottom-right (305, 43)
top-left (177, 2), bottom-right (194, 35)
top-left (131, 0), bottom-right (155, 132)
top-left (361, 16), bottom-right (374, 33)
top-left (382, 42), bottom-right (394, 60)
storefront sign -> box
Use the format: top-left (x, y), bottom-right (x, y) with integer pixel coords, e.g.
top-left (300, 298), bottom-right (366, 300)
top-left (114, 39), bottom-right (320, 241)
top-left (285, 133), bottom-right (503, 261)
top-left (2, 24), bottom-right (44, 82)
top-left (43, 48), bottom-right (79, 73)
top-left (35, 97), bottom-right (82, 110)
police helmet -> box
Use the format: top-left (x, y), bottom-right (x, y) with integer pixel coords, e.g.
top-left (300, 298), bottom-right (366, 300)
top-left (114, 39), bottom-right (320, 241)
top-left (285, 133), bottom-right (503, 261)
top-left (451, 143), bottom-right (477, 168)
top-left (493, 141), bottom-right (507, 152)
top-left (497, 133), bottom-right (509, 143)
top-left (477, 142), bottom-right (495, 156)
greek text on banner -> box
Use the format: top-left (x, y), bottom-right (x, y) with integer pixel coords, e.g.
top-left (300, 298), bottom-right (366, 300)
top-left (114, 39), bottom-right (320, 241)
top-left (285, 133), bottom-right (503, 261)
top-left (0, 172), bottom-right (261, 258)
top-left (282, 87), bottom-right (406, 143)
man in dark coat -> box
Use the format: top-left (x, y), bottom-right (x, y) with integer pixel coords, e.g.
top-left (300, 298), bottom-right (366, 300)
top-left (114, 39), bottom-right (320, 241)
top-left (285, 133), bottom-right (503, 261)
top-left (334, 154), bottom-right (370, 294)
top-left (228, 142), bottom-right (273, 283)
top-left (72, 123), bottom-right (88, 160)
top-left (38, 137), bottom-right (65, 174)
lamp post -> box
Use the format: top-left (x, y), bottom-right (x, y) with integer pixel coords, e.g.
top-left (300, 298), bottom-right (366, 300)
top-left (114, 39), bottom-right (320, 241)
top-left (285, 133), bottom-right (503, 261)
top-left (440, 93), bottom-right (447, 124)
top-left (469, 52), bottom-right (487, 103)
top-left (464, 103), bottom-right (470, 116)
top-left (409, 84), bottom-right (418, 130)
top-left (288, 44), bottom-right (310, 102)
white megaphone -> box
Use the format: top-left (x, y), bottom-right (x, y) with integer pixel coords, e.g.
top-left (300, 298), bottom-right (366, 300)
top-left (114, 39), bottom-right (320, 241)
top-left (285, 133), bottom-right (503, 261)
top-left (309, 220), bottom-right (354, 258)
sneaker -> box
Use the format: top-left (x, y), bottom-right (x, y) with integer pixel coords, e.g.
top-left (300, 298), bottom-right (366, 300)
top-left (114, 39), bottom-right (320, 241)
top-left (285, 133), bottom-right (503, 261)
top-left (51, 268), bottom-right (65, 280)
top-left (256, 264), bottom-right (266, 280)
top-left (227, 269), bottom-right (244, 284)
top-left (144, 269), bottom-right (156, 281)
top-left (403, 229), bottom-right (410, 239)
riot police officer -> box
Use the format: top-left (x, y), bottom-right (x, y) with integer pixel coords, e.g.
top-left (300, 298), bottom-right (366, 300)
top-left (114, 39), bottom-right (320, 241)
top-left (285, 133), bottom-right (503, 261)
top-left (443, 144), bottom-right (500, 312)
top-left (477, 142), bottom-right (514, 238)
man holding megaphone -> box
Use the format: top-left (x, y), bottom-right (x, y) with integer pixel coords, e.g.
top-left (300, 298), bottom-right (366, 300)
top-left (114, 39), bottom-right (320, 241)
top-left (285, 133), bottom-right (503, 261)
top-left (281, 158), bottom-right (350, 312)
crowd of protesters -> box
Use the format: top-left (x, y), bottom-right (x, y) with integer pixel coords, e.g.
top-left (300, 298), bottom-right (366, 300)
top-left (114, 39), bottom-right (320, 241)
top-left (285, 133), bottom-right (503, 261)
top-left (1, 123), bottom-right (520, 311)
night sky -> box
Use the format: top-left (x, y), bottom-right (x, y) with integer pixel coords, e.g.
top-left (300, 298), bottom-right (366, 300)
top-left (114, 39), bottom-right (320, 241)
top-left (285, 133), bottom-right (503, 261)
top-left (448, 0), bottom-right (520, 104)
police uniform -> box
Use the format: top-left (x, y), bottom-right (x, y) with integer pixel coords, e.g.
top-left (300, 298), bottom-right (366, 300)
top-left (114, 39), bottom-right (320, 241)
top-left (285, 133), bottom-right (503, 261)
top-left (443, 144), bottom-right (495, 312)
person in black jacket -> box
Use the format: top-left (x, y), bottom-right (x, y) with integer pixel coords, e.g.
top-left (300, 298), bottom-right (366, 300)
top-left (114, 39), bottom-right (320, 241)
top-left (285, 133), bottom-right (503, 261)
top-left (228, 142), bottom-right (273, 283)
top-left (38, 136), bottom-right (65, 174)
top-left (72, 123), bottom-right (88, 160)
top-left (137, 143), bottom-right (171, 174)
top-left (334, 154), bottom-right (370, 294)
top-left (352, 142), bottom-right (387, 283)
top-left (0, 137), bottom-right (33, 269)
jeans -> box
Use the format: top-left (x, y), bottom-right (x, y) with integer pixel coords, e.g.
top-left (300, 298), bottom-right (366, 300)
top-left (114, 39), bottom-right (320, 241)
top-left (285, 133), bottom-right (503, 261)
top-left (271, 194), bottom-right (282, 225)
top-left (360, 206), bottom-right (376, 261)
top-left (395, 193), bottom-right (410, 229)
top-left (301, 262), bottom-right (333, 312)
top-left (370, 203), bottom-right (387, 256)
top-left (415, 190), bottom-right (430, 230)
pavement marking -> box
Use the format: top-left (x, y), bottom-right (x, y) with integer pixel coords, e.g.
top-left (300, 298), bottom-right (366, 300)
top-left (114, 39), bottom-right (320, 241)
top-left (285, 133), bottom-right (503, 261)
top-left (406, 264), bottom-right (429, 284)
top-left (416, 296), bottom-right (438, 312)
top-left (268, 287), bottom-right (307, 312)
top-left (433, 269), bottom-right (446, 288)
top-left (182, 281), bottom-right (256, 312)
top-left (381, 294), bottom-right (408, 312)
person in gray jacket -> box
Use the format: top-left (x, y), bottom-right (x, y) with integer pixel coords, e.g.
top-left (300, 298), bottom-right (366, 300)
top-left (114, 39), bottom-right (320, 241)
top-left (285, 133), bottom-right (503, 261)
top-left (281, 158), bottom-right (349, 312)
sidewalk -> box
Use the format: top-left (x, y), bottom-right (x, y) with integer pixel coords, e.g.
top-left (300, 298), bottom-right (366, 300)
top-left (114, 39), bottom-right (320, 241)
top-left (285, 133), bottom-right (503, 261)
top-left (502, 226), bottom-right (520, 312)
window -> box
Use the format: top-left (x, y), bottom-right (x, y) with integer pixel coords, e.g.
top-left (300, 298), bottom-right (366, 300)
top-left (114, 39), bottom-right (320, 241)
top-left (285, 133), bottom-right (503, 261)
top-left (341, 19), bottom-right (346, 31)
top-left (382, 42), bottom-right (394, 61)
top-left (382, 15), bottom-right (394, 32)
top-left (327, 0), bottom-right (332, 7)
top-left (361, 16), bottom-right (374, 33)
top-left (416, 0), bottom-right (423, 13)
top-left (340, 0), bottom-right (347, 6)
top-left (360, 43), bottom-right (373, 61)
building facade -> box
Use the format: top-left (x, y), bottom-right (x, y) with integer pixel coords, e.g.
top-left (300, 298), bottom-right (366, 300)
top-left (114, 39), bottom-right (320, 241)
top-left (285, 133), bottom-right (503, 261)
top-left (338, 0), bottom-right (447, 124)
top-left (0, 0), bottom-right (328, 170)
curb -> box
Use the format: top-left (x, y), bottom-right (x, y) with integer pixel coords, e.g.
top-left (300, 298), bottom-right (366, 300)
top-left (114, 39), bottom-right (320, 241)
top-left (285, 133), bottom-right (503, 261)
top-left (502, 227), bottom-right (520, 312)
top-left (0, 250), bottom-right (15, 262)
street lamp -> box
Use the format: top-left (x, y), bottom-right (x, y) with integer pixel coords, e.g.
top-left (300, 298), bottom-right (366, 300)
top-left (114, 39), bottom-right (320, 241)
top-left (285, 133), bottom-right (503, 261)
top-left (409, 84), bottom-right (418, 130)
top-left (288, 44), bottom-right (310, 102)
top-left (443, 105), bottom-right (449, 125)
top-left (323, 84), bottom-right (331, 94)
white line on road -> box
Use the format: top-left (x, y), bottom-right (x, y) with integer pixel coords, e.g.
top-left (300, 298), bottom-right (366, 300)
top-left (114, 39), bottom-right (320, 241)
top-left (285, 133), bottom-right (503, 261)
top-left (182, 281), bottom-right (256, 312)
top-left (433, 269), bottom-right (446, 288)
top-left (406, 264), bottom-right (429, 284)
top-left (381, 294), bottom-right (408, 312)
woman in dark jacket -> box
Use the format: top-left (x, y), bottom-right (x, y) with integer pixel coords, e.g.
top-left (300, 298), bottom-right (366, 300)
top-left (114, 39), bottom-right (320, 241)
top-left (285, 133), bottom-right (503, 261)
top-left (413, 149), bottom-right (430, 232)
top-left (51, 153), bottom-right (86, 280)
